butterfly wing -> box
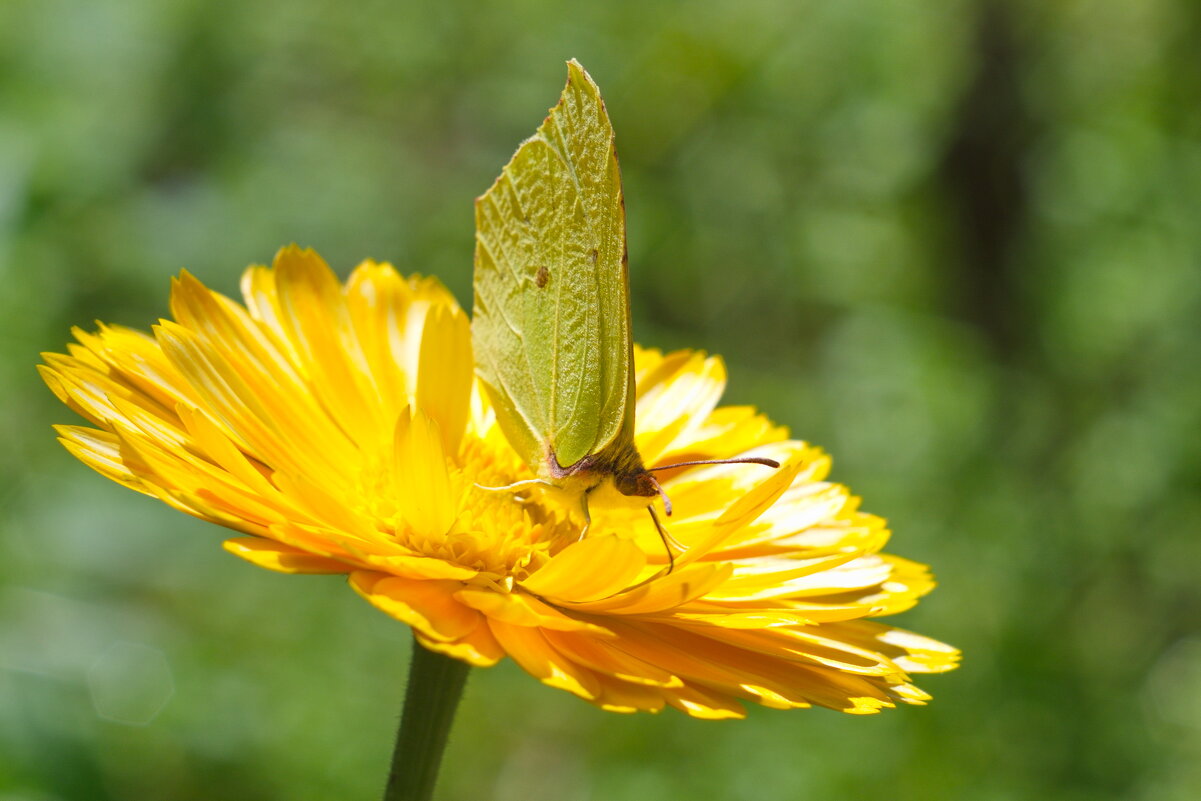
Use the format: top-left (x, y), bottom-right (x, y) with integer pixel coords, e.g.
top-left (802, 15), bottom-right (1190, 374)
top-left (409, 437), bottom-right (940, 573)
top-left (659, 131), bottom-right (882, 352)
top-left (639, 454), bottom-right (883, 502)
top-left (472, 60), bottom-right (635, 474)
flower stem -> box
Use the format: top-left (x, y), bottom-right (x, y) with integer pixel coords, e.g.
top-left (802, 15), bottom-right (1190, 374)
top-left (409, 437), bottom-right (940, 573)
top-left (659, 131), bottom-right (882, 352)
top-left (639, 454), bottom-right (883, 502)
top-left (384, 639), bottom-right (470, 801)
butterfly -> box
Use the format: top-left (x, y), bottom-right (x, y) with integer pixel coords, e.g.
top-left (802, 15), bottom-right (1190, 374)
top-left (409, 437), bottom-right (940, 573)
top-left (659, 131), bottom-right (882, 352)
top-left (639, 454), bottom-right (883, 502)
top-left (471, 60), bottom-right (776, 568)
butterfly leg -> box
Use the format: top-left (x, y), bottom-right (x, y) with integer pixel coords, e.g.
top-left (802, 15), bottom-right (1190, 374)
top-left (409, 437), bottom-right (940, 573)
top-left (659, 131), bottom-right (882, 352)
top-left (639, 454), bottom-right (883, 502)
top-left (647, 505), bottom-right (686, 574)
top-left (474, 478), bottom-right (555, 492)
top-left (576, 490), bottom-right (593, 541)
top-left (474, 478), bottom-right (554, 502)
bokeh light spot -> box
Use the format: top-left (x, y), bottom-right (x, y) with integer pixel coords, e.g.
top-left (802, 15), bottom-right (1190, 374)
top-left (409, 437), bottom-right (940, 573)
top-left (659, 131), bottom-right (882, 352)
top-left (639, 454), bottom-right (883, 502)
top-left (87, 641), bottom-right (175, 726)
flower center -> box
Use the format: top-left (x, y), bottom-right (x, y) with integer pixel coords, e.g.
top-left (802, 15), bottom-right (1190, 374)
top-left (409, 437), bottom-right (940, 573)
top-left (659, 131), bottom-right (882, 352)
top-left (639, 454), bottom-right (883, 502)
top-left (356, 431), bottom-right (578, 582)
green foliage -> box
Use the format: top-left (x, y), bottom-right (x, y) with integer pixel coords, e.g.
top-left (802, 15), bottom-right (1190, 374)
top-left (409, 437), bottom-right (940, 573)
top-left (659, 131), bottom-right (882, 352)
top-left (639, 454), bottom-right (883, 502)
top-left (3, 0), bottom-right (1200, 799)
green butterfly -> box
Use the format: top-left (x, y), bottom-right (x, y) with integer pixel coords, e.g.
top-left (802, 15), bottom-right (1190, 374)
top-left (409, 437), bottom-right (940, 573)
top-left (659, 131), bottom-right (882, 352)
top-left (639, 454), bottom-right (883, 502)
top-left (471, 60), bottom-right (775, 564)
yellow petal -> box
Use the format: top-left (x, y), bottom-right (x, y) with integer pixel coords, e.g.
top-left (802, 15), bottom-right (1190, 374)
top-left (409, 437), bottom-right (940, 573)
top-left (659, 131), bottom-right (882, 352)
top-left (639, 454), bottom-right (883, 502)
top-left (392, 407), bottom-right (455, 540)
top-left (672, 608), bottom-right (819, 629)
top-left (487, 620), bottom-right (602, 701)
top-left (669, 458), bottom-right (803, 570)
top-left (265, 522), bottom-right (376, 563)
top-left (70, 323), bottom-right (193, 411)
top-left (344, 260), bottom-right (415, 423)
top-left (519, 534), bottom-right (647, 602)
top-left (170, 270), bottom-right (306, 391)
top-left (706, 552), bottom-right (864, 602)
top-left (603, 620), bottom-right (825, 710)
top-left (569, 563), bottom-right (732, 615)
top-left (359, 553), bottom-right (479, 581)
top-left (738, 481), bottom-right (853, 545)
top-left (830, 620), bottom-right (962, 674)
top-left (223, 537), bottom-right (351, 574)
top-left (177, 404), bottom-right (286, 504)
top-left (350, 573), bottom-right (481, 643)
top-left (54, 425), bottom-right (150, 496)
top-left (657, 405), bottom-right (788, 465)
top-left (269, 472), bottom-right (377, 540)
top-left (592, 674), bottom-right (668, 714)
top-left (683, 624), bottom-right (906, 677)
top-left (153, 319), bottom-right (357, 483)
top-left (414, 628), bottom-right (505, 668)
top-left (107, 421), bottom-right (284, 532)
top-left (40, 354), bottom-right (177, 434)
top-left (239, 264), bottom-right (307, 367)
top-left (661, 684), bottom-right (746, 720)
top-left (270, 246), bottom-right (384, 446)
top-left (417, 302), bottom-right (472, 456)
top-left (634, 351), bottom-right (725, 463)
top-left (454, 588), bottom-right (610, 634)
top-left (542, 631), bottom-right (683, 688)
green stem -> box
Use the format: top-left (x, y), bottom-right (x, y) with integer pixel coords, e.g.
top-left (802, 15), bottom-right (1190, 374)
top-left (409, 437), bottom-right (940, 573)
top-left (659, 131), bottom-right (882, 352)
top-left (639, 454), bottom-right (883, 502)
top-left (383, 639), bottom-right (471, 801)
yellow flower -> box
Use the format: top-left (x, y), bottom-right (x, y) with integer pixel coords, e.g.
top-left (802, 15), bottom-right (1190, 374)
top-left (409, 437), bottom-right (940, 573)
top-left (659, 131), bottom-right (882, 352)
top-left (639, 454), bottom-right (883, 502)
top-left (41, 246), bottom-right (958, 719)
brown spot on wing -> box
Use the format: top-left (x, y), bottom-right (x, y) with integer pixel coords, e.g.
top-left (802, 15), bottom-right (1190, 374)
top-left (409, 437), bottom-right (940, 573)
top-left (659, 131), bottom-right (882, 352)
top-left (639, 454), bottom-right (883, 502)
top-left (535, 265), bottom-right (550, 288)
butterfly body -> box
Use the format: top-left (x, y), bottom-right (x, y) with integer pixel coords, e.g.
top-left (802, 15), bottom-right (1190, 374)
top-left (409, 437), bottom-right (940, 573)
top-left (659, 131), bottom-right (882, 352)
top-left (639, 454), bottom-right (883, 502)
top-left (547, 441), bottom-right (658, 504)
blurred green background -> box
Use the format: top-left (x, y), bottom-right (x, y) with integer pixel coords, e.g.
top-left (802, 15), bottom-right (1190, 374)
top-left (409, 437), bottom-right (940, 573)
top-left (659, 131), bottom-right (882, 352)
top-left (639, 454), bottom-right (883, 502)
top-left (3, 0), bottom-right (1200, 799)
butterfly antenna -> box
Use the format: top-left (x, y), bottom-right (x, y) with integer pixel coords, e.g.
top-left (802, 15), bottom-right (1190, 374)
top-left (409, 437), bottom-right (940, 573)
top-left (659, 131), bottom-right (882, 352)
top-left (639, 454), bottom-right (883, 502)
top-left (647, 456), bottom-right (781, 472)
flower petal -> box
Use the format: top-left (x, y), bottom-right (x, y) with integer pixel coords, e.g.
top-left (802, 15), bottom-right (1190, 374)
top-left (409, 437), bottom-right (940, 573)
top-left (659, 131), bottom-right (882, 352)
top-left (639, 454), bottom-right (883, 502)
top-left (350, 572), bottom-right (482, 643)
top-left (415, 628), bottom-right (506, 668)
top-left (223, 537), bottom-right (351, 574)
top-left (669, 458), bottom-right (803, 569)
top-left (661, 684), bottom-right (746, 720)
top-left (269, 246), bottom-right (385, 447)
top-left (392, 407), bottom-right (456, 540)
top-left (454, 588), bottom-right (611, 634)
top-left (359, 553), bottom-right (480, 581)
top-left (568, 563), bottom-right (732, 615)
top-left (592, 675), bottom-right (668, 714)
top-left (827, 620), bottom-right (962, 674)
top-left (488, 620), bottom-right (602, 701)
top-left (153, 318), bottom-right (357, 483)
top-left (344, 260), bottom-right (416, 422)
top-left (54, 425), bottom-right (150, 496)
top-left (634, 351), bottom-right (725, 463)
top-left (520, 534), bottom-right (647, 602)
top-left (416, 303), bottom-right (472, 456)
top-left (541, 630), bottom-right (683, 688)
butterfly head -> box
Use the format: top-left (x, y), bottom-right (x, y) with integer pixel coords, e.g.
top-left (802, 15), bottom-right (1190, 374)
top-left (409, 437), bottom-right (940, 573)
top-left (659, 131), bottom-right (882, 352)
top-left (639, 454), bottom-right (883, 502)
top-left (613, 470), bottom-right (659, 499)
